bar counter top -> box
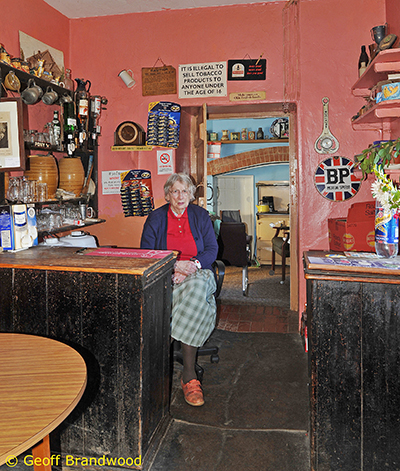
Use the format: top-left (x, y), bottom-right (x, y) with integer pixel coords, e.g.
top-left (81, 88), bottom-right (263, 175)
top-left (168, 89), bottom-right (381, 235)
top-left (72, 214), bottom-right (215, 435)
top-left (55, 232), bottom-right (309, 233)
top-left (0, 246), bottom-right (176, 276)
top-left (304, 250), bottom-right (400, 283)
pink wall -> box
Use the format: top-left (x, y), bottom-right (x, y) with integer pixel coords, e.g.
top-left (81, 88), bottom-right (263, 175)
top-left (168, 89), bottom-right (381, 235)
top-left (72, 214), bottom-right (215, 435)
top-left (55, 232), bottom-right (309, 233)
top-left (385, 0), bottom-right (400, 136)
top-left (5, 0), bottom-right (398, 315)
top-left (68, 4), bottom-right (285, 248)
top-left (2, 0), bottom-right (70, 129)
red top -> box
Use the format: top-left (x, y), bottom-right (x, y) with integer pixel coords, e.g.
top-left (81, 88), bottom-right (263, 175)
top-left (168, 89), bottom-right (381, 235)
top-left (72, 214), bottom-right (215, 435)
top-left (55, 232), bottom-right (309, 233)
top-left (167, 207), bottom-right (197, 260)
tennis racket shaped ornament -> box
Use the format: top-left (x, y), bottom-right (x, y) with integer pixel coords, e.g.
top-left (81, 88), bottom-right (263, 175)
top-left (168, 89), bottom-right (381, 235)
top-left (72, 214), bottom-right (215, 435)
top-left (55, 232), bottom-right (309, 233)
top-left (314, 97), bottom-right (339, 154)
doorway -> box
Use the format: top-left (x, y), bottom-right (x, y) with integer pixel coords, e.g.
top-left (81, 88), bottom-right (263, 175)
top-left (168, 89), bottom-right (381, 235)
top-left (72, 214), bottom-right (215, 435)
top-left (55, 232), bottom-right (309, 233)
top-left (215, 174), bottom-right (254, 245)
top-left (176, 102), bottom-right (298, 312)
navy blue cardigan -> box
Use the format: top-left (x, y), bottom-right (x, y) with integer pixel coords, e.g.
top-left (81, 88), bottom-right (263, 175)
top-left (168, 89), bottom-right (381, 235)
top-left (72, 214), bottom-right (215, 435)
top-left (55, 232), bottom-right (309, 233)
top-left (140, 203), bottom-right (218, 271)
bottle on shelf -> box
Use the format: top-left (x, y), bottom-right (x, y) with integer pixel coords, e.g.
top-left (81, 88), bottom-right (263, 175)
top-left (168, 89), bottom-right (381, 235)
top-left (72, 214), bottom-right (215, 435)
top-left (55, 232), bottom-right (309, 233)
top-left (75, 78), bottom-right (91, 147)
top-left (52, 110), bottom-right (62, 150)
top-left (88, 96), bottom-right (102, 150)
top-left (358, 45), bottom-right (369, 77)
top-left (257, 127), bottom-right (264, 140)
top-left (64, 69), bottom-right (74, 91)
top-left (63, 101), bottom-right (77, 156)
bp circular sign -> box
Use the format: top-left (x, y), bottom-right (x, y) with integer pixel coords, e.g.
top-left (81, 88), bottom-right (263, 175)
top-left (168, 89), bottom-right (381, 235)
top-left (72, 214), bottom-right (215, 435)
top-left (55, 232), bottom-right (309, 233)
top-left (314, 156), bottom-right (361, 201)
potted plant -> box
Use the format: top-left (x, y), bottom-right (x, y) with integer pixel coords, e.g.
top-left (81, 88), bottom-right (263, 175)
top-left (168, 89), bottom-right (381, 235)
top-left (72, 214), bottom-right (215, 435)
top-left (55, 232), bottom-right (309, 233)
top-left (355, 137), bottom-right (400, 257)
top-left (355, 137), bottom-right (400, 178)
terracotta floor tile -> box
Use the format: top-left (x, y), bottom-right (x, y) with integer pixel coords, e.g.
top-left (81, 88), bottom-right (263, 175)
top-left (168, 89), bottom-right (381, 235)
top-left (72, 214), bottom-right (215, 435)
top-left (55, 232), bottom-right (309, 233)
top-left (226, 311), bottom-right (242, 322)
top-left (219, 304), bottom-right (236, 313)
top-left (251, 313), bottom-right (267, 323)
top-left (217, 309), bottom-right (229, 321)
top-left (237, 321), bottom-right (252, 332)
top-left (223, 322), bottom-right (239, 332)
top-left (263, 319), bottom-right (278, 330)
top-left (239, 305), bottom-right (257, 314)
top-left (275, 321), bottom-right (288, 333)
top-left (250, 321), bottom-right (265, 332)
top-left (216, 303), bottom-right (296, 334)
top-left (263, 305), bottom-right (274, 315)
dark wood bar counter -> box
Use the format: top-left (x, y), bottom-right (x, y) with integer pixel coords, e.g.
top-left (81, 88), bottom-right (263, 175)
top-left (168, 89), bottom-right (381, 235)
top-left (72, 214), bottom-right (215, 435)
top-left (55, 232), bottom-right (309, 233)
top-left (0, 246), bottom-right (177, 469)
top-left (304, 251), bottom-right (400, 471)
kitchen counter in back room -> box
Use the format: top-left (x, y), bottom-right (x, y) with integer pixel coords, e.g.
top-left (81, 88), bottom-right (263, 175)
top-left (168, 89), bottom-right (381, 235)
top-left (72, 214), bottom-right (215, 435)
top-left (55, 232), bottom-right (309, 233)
top-left (303, 250), bottom-right (400, 470)
top-left (0, 246), bottom-right (177, 470)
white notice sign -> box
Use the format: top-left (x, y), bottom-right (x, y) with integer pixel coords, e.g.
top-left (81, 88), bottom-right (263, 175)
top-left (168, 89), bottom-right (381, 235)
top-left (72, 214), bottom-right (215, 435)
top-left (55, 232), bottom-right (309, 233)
top-left (102, 170), bottom-right (128, 195)
top-left (179, 62), bottom-right (227, 98)
top-left (157, 150), bottom-right (174, 175)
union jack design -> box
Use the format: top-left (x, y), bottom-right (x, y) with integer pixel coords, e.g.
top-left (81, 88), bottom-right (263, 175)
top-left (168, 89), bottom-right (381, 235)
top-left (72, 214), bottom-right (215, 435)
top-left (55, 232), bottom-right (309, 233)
top-left (314, 156), bottom-right (361, 201)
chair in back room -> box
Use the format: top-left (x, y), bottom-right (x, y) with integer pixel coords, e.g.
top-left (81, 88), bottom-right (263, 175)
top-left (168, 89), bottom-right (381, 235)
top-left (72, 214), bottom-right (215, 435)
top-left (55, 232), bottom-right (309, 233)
top-left (217, 221), bottom-right (249, 296)
top-left (220, 210), bottom-right (252, 262)
top-left (269, 224), bottom-right (290, 284)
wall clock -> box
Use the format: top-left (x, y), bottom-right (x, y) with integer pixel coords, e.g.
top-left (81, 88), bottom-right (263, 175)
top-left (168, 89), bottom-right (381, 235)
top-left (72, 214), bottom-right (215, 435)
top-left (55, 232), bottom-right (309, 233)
top-left (114, 121), bottom-right (145, 146)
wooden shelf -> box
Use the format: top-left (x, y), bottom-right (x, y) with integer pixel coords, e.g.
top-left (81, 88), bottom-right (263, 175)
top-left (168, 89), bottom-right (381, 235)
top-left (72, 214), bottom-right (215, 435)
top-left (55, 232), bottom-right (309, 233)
top-left (111, 145), bottom-right (153, 151)
top-left (0, 61), bottom-right (72, 102)
top-left (352, 99), bottom-right (400, 130)
top-left (352, 48), bottom-right (400, 98)
top-left (208, 138), bottom-right (288, 144)
top-left (38, 218), bottom-right (105, 237)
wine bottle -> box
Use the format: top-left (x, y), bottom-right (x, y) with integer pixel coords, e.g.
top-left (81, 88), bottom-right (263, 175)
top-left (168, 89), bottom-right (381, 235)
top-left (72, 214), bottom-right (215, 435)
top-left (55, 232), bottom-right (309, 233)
top-left (358, 45), bottom-right (369, 77)
top-left (63, 102), bottom-right (76, 156)
top-left (52, 111), bottom-right (61, 150)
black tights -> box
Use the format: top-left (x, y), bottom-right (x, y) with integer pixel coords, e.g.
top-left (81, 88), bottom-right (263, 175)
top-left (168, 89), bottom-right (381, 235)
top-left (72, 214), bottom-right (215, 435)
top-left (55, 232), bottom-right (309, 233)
top-left (181, 343), bottom-right (197, 384)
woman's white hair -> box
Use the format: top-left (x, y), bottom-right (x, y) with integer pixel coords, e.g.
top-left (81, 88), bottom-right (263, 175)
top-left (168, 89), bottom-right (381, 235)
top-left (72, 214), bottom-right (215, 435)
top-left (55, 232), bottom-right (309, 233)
top-left (164, 173), bottom-right (196, 202)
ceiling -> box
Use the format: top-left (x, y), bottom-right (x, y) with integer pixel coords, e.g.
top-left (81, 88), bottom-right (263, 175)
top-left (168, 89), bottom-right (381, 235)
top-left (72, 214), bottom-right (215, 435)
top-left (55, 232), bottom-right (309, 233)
top-left (43, 0), bottom-right (283, 19)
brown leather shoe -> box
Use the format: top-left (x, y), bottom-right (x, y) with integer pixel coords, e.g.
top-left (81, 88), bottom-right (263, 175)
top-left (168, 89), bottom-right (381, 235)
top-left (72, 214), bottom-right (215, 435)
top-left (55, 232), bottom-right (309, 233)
top-left (181, 379), bottom-right (204, 406)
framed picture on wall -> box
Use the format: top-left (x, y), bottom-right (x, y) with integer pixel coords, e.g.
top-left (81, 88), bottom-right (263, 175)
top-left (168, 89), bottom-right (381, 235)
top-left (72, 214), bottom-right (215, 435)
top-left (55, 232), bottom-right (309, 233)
top-left (0, 98), bottom-right (25, 171)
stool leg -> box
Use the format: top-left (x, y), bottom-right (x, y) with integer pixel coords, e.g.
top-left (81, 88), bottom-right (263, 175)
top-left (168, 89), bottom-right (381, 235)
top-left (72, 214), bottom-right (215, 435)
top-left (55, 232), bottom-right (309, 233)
top-left (281, 253), bottom-right (286, 282)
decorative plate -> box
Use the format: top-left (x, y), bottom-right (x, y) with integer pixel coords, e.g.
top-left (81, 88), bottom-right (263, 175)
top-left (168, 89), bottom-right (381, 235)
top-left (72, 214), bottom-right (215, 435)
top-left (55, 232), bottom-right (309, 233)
top-left (379, 34), bottom-right (398, 51)
top-left (270, 118), bottom-right (289, 138)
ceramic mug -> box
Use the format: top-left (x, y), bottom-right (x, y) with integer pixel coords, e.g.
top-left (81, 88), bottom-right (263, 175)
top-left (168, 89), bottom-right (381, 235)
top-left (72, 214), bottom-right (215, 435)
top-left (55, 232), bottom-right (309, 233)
top-left (42, 86), bottom-right (58, 105)
top-left (21, 79), bottom-right (43, 105)
top-left (118, 69), bottom-right (135, 88)
top-left (60, 93), bottom-right (73, 104)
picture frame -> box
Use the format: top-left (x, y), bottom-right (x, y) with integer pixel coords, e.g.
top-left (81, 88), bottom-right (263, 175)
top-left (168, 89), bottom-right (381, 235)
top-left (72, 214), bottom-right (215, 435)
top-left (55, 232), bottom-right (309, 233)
top-left (0, 98), bottom-right (25, 171)
top-left (230, 132), bottom-right (240, 141)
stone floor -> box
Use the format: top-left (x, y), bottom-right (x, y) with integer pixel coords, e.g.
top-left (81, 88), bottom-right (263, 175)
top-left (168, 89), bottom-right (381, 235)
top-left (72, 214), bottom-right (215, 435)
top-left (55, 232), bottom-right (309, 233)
top-left (0, 265), bottom-right (310, 471)
top-left (147, 329), bottom-right (310, 471)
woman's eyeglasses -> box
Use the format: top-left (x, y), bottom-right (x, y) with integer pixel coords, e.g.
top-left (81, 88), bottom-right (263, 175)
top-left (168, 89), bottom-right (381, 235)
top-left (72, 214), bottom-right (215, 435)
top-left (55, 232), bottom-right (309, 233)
top-left (170, 189), bottom-right (189, 197)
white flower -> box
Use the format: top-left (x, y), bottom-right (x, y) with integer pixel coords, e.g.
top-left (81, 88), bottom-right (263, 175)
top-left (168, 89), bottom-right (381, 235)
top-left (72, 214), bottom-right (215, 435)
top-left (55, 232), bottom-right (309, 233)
top-left (372, 164), bottom-right (400, 213)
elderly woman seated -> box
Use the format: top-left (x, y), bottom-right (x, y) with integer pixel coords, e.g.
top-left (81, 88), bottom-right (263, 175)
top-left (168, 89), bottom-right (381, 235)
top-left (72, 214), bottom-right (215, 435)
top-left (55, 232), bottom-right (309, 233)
top-left (140, 173), bottom-right (218, 407)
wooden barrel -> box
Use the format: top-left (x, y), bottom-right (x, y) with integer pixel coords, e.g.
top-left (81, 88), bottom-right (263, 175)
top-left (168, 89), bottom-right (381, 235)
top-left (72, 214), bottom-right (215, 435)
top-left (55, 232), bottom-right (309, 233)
top-left (24, 154), bottom-right (59, 199)
top-left (58, 157), bottom-right (85, 197)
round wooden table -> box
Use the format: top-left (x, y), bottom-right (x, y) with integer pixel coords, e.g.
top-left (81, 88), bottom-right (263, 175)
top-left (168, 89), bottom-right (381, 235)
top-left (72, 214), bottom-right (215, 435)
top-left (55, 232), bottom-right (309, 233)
top-left (0, 333), bottom-right (87, 471)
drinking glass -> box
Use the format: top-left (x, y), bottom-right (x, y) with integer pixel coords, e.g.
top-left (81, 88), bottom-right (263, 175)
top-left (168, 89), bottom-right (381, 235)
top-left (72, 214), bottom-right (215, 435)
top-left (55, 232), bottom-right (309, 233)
top-left (37, 182), bottom-right (48, 202)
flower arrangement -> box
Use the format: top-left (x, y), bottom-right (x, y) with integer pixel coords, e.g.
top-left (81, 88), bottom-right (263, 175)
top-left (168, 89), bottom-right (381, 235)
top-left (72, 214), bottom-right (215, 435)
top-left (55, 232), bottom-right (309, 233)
top-left (371, 164), bottom-right (400, 215)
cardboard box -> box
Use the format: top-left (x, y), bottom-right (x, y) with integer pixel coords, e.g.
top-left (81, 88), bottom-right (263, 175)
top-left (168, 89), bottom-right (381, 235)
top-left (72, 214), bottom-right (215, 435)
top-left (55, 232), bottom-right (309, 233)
top-left (328, 201), bottom-right (375, 252)
top-left (0, 206), bottom-right (14, 250)
top-left (0, 204), bottom-right (38, 251)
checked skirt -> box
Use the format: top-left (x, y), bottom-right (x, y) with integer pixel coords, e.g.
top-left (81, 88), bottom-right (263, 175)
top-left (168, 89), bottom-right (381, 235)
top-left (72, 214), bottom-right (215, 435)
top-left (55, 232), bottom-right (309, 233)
top-left (171, 269), bottom-right (217, 347)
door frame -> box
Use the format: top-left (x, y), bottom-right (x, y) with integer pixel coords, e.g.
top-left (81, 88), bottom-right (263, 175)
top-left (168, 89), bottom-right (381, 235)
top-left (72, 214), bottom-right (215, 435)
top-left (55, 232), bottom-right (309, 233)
top-left (177, 102), bottom-right (298, 312)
